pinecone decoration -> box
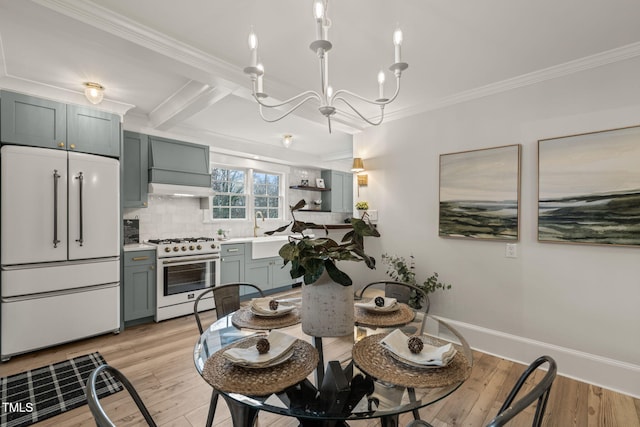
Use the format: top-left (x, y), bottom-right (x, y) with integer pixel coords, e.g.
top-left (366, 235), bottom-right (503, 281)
top-left (269, 299), bottom-right (279, 311)
top-left (374, 296), bottom-right (385, 307)
top-left (407, 336), bottom-right (424, 354)
top-left (256, 338), bottom-right (270, 354)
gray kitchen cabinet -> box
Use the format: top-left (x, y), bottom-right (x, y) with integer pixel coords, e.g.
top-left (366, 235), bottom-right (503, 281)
top-left (123, 250), bottom-right (156, 324)
top-left (220, 243), bottom-right (245, 285)
top-left (123, 131), bottom-right (149, 208)
top-left (244, 244), bottom-right (294, 292)
top-left (1, 90), bottom-right (120, 157)
top-left (321, 170), bottom-right (353, 213)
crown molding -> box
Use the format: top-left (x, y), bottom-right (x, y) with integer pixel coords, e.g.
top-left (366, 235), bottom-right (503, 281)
top-left (384, 41), bottom-right (640, 124)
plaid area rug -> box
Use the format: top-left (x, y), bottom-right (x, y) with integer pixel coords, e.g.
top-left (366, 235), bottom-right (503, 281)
top-left (0, 352), bottom-right (122, 427)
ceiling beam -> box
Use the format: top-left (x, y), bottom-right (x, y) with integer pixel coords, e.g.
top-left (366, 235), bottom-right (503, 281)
top-left (149, 81), bottom-right (232, 131)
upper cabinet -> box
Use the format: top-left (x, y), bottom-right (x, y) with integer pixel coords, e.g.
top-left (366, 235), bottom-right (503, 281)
top-left (0, 90), bottom-right (120, 158)
top-left (321, 170), bottom-right (353, 213)
top-left (148, 136), bottom-right (211, 187)
top-left (123, 131), bottom-right (149, 208)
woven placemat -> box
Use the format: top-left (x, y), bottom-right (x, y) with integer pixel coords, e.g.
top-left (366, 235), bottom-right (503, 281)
top-left (232, 306), bottom-right (301, 330)
top-left (202, 336), bottom-right (318, 396)
top-left (352, 334), bottom-right (471, 389)
top-left (354, 303), bottom-right (416, 328)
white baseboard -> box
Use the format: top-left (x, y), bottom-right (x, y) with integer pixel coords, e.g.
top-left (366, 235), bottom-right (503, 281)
top-left (436, 316), bottom-right (640, 398)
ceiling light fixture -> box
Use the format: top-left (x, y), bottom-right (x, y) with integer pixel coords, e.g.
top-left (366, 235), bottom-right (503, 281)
top-left (282, 134), bottom-right (293, 148)
top-left (83, 82), bottom-right (104, 105)
top-left (244, 0), bottom-right (408, 133)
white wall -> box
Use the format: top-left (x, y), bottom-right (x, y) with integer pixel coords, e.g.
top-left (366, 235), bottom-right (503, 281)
top-left (354, 56), bottom-right (640, 397)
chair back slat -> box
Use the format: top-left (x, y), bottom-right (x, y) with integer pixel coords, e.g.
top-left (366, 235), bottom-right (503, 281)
top-left (194, 283), bottom-right (265, 334)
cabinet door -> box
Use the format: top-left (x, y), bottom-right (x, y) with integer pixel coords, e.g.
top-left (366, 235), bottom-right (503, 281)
top-left (67, 105), bottom-right (120, 157)
top-left (1, 91), bottom-right (66, 149)
top-left (340, 171), bottom-right (353, 214)
top-left (220, 255), bottom-right (245, 285)
top-left (271, 258), bottom-right (294, 288)
top-left (245, 260), bottom-right (272, 291)
top-left (123, 264), bottom-right (156, 321)
top-left (123, 131), bottom-right (149, 208)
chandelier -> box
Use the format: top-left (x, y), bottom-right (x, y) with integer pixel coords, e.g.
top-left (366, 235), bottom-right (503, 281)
top-left (243, 0), bottom-right (408, 133)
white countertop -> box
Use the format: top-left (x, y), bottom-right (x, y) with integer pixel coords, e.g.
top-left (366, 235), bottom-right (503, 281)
top-left (123, 243), bottom-right (156, 252)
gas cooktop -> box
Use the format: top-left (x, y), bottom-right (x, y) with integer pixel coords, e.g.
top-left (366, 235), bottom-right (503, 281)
top-left (147, 237), bottom-right (216, 244)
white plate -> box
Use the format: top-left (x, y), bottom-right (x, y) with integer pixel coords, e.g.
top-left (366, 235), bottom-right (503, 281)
top-left (250, 305), bottom-right (295, 317)
top-left (385, 346), bottom-right (456, 369)
top-left (360, 302), bottom-right (401, 313)
top-left (230, 348), bottom-right (295, 369)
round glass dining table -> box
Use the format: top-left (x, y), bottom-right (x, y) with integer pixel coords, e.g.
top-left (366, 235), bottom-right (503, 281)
top-left (193, 307), bottom-right (473, 427)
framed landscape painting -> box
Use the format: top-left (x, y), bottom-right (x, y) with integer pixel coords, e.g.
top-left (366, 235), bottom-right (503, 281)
top-left (439, 144), bottom-right (521, 240)
top-left (538, 125), bottom-right (640, 247)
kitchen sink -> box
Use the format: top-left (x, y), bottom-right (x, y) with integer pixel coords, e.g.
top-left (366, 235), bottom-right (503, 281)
top-left (251, 235), bottom-right (291, 259)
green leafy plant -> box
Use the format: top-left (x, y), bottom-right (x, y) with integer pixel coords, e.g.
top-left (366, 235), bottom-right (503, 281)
top-left (266, 199), bottom-right (380, 286)
top-left (216, 228), bottom-right (225, 236)
top-left (355, 201), bottom-right (369, 210)
top-left (381, 253), bottom-right (451, 309)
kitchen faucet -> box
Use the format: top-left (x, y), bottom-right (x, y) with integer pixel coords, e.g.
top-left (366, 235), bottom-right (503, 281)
top-left (254, 211), bottom-right (264, 237)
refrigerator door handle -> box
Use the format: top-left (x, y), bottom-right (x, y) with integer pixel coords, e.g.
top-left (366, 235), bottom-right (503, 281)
top-left (75, 171), bottom-right (84, 246)
top-left (53, 169), bottom-right (61, 248)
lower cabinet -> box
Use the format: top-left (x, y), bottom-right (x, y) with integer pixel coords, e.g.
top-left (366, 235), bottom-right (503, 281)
top-left (220, 243), bottom-right (245, 284)
top-left (220, 242), bottom-right (295, 294)
top-left (123, 250), bottom-right (156, 324)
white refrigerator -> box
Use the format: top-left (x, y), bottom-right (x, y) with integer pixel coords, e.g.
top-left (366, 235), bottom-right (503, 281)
top-left (1, 145), bottom-right (120, 360)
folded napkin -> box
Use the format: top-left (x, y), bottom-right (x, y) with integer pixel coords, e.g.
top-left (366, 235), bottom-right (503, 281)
top-left (250, 297), bottom-right (296, 316)
top-left (223, 330), bottom-right (297, 367)
top-left (355, 297), bottom-right (398, 312)
top-left (380, 329), bottom-right (457, 366)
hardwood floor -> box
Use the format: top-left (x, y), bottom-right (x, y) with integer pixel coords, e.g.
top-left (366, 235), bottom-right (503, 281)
top-left (1, 299), bottom-right (639, 427)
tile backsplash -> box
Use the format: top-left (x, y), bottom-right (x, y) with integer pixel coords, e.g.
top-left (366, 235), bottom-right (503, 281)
top-left (124, 194), bottom-right (351, 242)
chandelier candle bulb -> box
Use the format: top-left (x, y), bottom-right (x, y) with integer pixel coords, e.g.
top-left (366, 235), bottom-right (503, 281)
top-left (248, 29), bottom-right (258, 68)
top-left (378, 70), bottom-right (385, 99)
top-left (314, 0), bottom-right (324, 40)
top-left (393, 28), bottom-right (403, 63)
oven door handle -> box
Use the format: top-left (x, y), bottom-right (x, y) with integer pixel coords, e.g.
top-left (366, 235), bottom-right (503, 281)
top-left (161, 255), bottom-right (220, 265)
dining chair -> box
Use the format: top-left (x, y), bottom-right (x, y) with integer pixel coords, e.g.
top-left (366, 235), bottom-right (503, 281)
top-left (405, 355), bottom-right (557, 427)
top-left (86, 364), bottom-right (157, 427)
top-left (194, 282), bottom-right (266, 427)
top-left (356, 281), bottom-right (430, 334)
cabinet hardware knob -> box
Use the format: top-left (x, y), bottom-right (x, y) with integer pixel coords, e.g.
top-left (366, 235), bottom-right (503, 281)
top-left (143, 202), bottom-right (147, 206)
top-left (150, 266), bottom-right (154, 270)
top-left (58, 142), bottom-right (65, 147)
top-left (69, 143), bottom-right (76, 149)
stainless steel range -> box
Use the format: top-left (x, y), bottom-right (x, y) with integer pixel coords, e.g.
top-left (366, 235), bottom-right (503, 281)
top-left (147, 237), bottom-right (220, 321)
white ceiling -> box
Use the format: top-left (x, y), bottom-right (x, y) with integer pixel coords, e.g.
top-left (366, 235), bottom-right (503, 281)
top-left (1, 0), bottom-right (640, 165)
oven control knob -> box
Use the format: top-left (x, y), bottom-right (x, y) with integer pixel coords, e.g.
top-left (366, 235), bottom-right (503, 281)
top-left (164, 247), bottom-right (171, 253)
top-left (173, 246), bottom-right (179, 252)
top-left (197, 244), bottom-right (202, 250)
top-left (210, 244), bottom-right (216, 249)
top-left (181, 246), bottom-right (187, 251)
top-left (189, 245), bottom-right (195, 251)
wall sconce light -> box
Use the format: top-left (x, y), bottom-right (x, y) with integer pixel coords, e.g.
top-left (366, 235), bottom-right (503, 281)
top-left (282, 134), bottom-right (293, 148)
top-left (351, 157), bottom-right (365, 172)
top-left (357, 173), bottom-right (368, 196)
top-left (83, 82), bottom-right (104, 105)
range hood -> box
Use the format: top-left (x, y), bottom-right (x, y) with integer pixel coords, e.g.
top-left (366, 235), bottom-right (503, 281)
top-left (148, 183), bottom-right (214, 197)
top-left (147, 136), bottom-right (213, 197)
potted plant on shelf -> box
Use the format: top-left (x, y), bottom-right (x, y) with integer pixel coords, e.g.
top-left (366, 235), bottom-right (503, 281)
top-left (266, 199), bottom-right (380, 336)
top-left (382, 253), bottom-right (451, 309)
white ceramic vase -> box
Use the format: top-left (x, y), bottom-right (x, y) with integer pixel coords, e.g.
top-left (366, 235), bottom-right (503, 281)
top-left (300, 270), bottom-right (354, 337)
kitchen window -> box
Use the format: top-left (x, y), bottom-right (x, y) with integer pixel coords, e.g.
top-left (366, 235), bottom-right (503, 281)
top-left (210, 167), bottom-right (284, 220)
top-left (211, 167), bottom-right (247, 219)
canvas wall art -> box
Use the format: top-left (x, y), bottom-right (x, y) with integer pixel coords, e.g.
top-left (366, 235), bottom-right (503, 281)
top-left (538, 125), bottom-right (640, 247)
top-left (439, 144), bottom-right (521, 240)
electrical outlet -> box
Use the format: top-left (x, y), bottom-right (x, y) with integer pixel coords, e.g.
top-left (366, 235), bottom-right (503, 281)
top-left (505, 243), bottom-right (517, 258)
